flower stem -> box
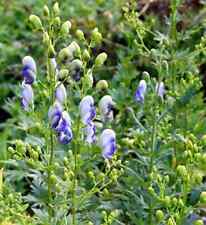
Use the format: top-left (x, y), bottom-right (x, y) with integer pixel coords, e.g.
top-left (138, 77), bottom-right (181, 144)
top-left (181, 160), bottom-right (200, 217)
top-left (72, 116), bottom-right (81, 225)
top-left (47, 54), bottom-right (55, 220)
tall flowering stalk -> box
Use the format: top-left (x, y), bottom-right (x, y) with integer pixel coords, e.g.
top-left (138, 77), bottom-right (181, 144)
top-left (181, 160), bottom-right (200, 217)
top-left (23, 3), bottom-right (119, 224)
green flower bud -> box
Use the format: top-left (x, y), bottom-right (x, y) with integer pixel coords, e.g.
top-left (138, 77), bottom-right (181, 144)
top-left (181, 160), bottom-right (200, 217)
top-left (83, 49), bottom-right (90, 62)
top-left (172, 197), bottom-right (178, 206)
top-left (8, 146), bottom-right (15, 154)
top-left (164, 196), bottom-right (171, 207)
top-left (43, 31), bottom-right (50, 45)
top-left (76, 29), bottom-right (85, 41)
top-left (177, 165), bottom-right (187, 178)
top-left (95, 52), bottom-right (107, 67)
top-left (142, 71), bottom-right (150, 81)
top-left (83, 69), bottom-right (93, 90)
top-left (29, 15), bottom-right (43, 30)
top-left (53, 2), bottom-right (60, 16)
top-left (87, 222), bottom-right (94, 225)
top-left (50, 174), bottom-right (57, 184)
top-left (43, 5), bottom-right (50, 17)
top-left (156, 210), bottom-right (164, 222)
top-left (70, 59), bottom-right (83, 71)
top-left (68, 41), bottom-right (81, 57)
top-left (48, 42), bottom-right (56, 57)
top-left (60, 21), bottom-right (71, 36)
top-left (91, 28), bottom-right (102, 46)
top-left (167, 218), bottom-right (176, 225)
top-left (59, 69), bottom-right (69, 79)
top-left (88, 171), bottom-right (95, 180)
top-left (148, 186), bottom-right (155, 196)
top-left (96, 80), bottom-right (108, 90)
top-left (58, 47), bottom-right (73, 62)
top-left (53, 16), bottom-right (61, 27)
top-left (200, 191), bottom-right (206, 203)
top-left (194, 220), bottom-right (204, 225)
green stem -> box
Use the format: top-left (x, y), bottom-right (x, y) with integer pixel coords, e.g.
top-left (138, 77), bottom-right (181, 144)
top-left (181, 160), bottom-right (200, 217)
top-left (47, 54), bottom-right (55, 220)
top-left (72, 117), bottom-right (81, 225)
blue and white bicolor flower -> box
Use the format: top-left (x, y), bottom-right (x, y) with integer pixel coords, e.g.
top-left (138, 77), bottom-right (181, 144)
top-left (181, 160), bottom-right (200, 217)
top-left (79, 96), bottom-right (96, 125)
top-left (100, 129), bottom-right (116, 159)
top-left (58, 126), bottom-right (73, 144)
top-left (135, 80), bottom-right (147, 103)
top-left (21, 82), bottom-right (34, 111)
top-left (99, 95), bottom-right (114, 122)
top-left (85, 122), bottom-right (96, 144)
top-left (55, 111), bottom-right (72, 133)
top-left (156, 81), bottom-right (165, 100)
top-left (22, 56), bottom-right (36, 84)
top-left (55, 83), bottom-right (67, 104)
top-left (48, 101), bottom-right (63, 129)
top-left (48, 103), bottom-right (73, 144)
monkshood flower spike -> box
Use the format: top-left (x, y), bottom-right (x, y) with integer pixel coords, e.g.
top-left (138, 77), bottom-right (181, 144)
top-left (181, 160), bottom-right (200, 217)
top-left (156, 81), bottom-right (165, 100)
top-left (21, 82), bottom-right (34, 111)
top-left (22, 56), bottom-right (36, 84)
top-left (79, 96), bottom-right (96, 125)
top-left (100, 129), bottom-right (116, 159)
top-left (135, 80), bottom-right (147, 103)
top-left (99, 95), bottom-right (114, 122)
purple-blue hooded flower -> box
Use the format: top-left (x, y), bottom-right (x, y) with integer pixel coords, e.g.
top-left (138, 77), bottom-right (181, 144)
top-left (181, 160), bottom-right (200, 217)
top-left (99, 95), bottom-right (114, 122)
top-left (156, 81), bottom-right (165, 100)
top-left (85, 122), bottom-right (96, 144)
top-left (100, 129), bottom-right (116, 159)
top-left (55, 111), bottom-right (72, 132)
top-left (55, 83), bottom-right (67, 104)
top-left (58, 126), bottom-right (73, 144)
top-left (22, 56), bottom-right (36, 84)
top-left (135, 80), bottom-right (147, 103)
top-left (21, 83), bottom-right (34, 110)
top-left (48, 101), bottom-right (63, 129)
top-left (79, 96), bottom-right (96, 125)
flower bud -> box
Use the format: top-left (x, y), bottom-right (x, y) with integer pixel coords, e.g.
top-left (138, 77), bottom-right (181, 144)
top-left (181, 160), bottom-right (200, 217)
top-left (83, 49), bottom-right (90, 62)
top-left (135, 80), bottom-right (147, 103)
top-left (164, 196), bottom-right (171, 207)
top-left (29, 15), bottom-right (43, 30)
top-left (68, 41), bottom-right (81, 57)
top-left (142, 71), bottom-right (150, 81)
top-left (83, 69), bottom-right (93, 90)
top-left (194, 220), bottom-right (204, 225)
top-left (96, 80), bottom-right (108, 90)
top-left (200, 192), bottom-right (206, 203)
top-left (91, 28), bottom-right (102, 46)
top-left (53, 2), bottom-right (60, 16)
top-left (53, 16), bottom-right (61, 27)
top-left (55, 83), bottom-right (67, 104)
top-left (156, 210), bottom-right (164, 222)
top-left (43, 5), bottom-right (50, 17)
top-left (76, 29), bottom-right (85, 41)
top-left (167, 218), bottom-right (176, 225)
top-left (59, 69), bottom-right (69, 79)
top-left (177, 165), bottom-right (187, 178)
top-left (95, 52), bottom-right (107, 67)
top-left (60, 21), bottom-right (72, 36)
top-left (58, 47), bottom-right (73, 62)
top-left (43, 31), bottom-right (50, 45)
top-left (48, 42), bottom-right (56, 57)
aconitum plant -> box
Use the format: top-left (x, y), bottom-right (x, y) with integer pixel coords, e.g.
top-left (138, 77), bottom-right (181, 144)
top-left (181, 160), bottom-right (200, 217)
top-left (15, 2), bottom-right (121, 224)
